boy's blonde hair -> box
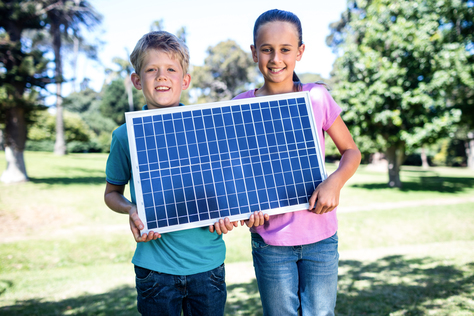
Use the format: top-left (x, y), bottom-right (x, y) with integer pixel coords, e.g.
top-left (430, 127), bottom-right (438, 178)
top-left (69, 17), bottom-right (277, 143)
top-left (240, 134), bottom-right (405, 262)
top-left (130, 31), bottom-right (190, 75)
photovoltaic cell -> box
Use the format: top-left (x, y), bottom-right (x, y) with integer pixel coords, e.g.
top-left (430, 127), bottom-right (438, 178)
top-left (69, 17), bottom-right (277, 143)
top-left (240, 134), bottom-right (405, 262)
top-left (126, 91), bottom-right (327, 234)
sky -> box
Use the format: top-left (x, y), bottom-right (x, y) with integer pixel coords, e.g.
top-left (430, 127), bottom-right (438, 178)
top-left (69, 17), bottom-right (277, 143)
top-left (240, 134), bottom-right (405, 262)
top-left (59, 0), bottom-right (347, 101)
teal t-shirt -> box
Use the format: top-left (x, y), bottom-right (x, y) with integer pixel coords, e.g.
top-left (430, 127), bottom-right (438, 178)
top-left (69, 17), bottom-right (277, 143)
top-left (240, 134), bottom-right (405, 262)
top-left (105, 105), bottom-right (226, 275)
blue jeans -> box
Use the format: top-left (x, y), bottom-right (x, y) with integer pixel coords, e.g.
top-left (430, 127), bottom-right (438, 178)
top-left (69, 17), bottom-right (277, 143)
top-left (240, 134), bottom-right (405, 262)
top-left (134, 263), bottom-right (226, 316)
top-left (251, 233), bottom-right (339, 316)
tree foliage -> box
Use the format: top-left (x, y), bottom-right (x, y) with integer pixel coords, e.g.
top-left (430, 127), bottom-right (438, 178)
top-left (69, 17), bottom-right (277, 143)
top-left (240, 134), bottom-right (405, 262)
top-left (192, 40), bottom-right (257, 103)
top-left (100, 78), bottom-right (145, 125)
top-left (327, 0), bottom-right (474, 186)
top-left (0, 0), bottom-right (52, 183)
top-left (28, 110), bottom-right (93, 143)
top-left (42, 0), bottom-right (101, 155)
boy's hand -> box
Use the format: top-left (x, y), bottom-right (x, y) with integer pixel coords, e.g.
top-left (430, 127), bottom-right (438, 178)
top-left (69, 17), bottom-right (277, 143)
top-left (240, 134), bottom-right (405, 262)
top-left (129, 206), bottom-right (161, 242)
top-left (243, 211), bottom-right (269, 228)
top-left (209, 217), bottom-right (239, 235)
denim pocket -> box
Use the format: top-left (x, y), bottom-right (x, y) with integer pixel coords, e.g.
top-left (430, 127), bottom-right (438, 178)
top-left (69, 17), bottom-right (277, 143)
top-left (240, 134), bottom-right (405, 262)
top-left (251, 233), bottom-right (269, 249)
top-left (328, 232), bottom-right (338, 243)
top-left (134, 265), bottom-right (154, 282)
top-left (209, 263), bottom-right (226, 290)
top-left (135, 266), bottom-right (162, 301)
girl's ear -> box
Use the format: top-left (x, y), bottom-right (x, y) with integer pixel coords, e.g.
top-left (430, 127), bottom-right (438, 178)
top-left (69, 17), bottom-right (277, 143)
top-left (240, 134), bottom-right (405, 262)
top-left (131, 73), bottom-right (142, 90)
top-left (250, 45), bottom-right (258, 63)
top-left (296, 44), bottom-right (306, 61)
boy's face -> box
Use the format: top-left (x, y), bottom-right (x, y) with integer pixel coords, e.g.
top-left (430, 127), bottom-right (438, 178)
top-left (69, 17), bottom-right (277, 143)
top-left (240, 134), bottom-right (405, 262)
top-left (131, 49), bottom-right (191, 109)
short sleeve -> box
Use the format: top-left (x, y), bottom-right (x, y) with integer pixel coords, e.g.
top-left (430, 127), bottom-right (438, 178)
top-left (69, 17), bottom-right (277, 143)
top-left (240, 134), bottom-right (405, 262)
top-left (307, 84), bottom-right (342, 131)
top-left (105, 124), bottom-right (131, 186)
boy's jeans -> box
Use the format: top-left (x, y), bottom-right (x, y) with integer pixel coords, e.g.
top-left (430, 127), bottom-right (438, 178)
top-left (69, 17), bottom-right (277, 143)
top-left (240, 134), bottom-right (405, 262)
top-left (251, 232), bottom-right (339, 316)
top-left (135, 263), bottom-right (226, 316)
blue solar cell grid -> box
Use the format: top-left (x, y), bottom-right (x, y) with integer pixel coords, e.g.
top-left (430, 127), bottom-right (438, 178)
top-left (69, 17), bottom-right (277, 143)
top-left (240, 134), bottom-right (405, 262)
top-left (125, 91), bottom-right (327, 234)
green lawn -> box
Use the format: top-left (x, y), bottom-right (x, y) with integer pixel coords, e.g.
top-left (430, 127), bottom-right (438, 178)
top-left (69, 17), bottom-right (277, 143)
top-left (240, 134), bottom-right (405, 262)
top-left (1, 152), bottom-right (473, 315)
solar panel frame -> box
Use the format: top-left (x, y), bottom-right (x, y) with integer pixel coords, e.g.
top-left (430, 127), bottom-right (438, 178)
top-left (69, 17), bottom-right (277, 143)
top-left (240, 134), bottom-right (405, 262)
top-left (125, 91), bottom-right (327, 235)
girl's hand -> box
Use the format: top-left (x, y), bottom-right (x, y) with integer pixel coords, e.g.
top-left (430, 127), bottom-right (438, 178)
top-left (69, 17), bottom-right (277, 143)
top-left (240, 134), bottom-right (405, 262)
top-left (308, 177), bottom-right (341, 214)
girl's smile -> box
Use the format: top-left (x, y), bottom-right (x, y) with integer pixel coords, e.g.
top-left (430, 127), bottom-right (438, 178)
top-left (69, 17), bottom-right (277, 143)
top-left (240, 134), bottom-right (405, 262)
top-left (251, 21), bottom-right (305, 95)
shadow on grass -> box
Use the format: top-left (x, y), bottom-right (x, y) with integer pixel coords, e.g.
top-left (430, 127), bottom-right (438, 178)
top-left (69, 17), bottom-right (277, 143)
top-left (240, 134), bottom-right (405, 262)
top-left (351, 176), bottom-right (474, 193)
top-left (225, 279), bottom-right (262, 316)
top-left (337, 256), bottom-right (474, 315)
top-left (1, 256), bottom-right (472, 315)
top-left (0, 285), bottom-right (138, 316)
top-left (29, 176), bottom-right (105, 186)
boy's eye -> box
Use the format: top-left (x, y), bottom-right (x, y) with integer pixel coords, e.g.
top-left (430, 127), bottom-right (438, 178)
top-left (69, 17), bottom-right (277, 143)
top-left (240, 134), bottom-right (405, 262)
top-left (168, 68), bottom-right (176, 72)
top-left (146, 68), bottom-right (156, 72)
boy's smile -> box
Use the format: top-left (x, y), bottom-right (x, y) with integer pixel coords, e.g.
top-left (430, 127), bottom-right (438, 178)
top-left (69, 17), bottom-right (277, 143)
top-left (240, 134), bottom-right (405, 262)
top-left (131, 49), bottom-right (190, 109)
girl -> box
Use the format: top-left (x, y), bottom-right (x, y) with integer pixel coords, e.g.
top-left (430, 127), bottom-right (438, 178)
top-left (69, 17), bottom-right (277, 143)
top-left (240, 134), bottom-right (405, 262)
top-left (233, 9), bottom-right (361, 316)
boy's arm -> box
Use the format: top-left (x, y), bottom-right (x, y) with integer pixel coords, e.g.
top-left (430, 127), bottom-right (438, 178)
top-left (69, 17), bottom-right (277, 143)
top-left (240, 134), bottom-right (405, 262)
top-left (104, 182), bottom-right (161, 242)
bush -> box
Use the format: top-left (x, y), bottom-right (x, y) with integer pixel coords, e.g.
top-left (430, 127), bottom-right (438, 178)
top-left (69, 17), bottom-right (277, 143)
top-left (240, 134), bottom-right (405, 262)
top-left (26, 140), bottom-right (55, 152)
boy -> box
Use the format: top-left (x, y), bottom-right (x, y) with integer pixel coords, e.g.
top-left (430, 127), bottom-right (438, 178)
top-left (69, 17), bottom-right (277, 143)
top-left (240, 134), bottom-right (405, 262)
top-left (104, 31), bottom-right (231, 316)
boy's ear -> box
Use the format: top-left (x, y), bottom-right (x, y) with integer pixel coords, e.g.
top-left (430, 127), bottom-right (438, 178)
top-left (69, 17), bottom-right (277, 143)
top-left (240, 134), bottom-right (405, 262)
top-left (296, 44), bottom-right (305, 61)
top-left (250, 45), bottom-right (258, 63)
top-left (131, 73), bottom-right (142, 90)
top-left (181, 73), bottom-right (191, 90)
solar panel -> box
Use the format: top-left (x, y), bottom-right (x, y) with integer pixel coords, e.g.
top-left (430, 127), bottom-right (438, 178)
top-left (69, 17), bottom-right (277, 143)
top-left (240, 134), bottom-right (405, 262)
top-left (125, 91), bottom-right (327, 234)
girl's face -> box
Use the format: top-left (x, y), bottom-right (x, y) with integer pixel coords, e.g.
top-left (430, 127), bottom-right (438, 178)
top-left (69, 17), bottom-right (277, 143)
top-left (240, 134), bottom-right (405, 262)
top-left (251, 21), bottom-right (305, 87)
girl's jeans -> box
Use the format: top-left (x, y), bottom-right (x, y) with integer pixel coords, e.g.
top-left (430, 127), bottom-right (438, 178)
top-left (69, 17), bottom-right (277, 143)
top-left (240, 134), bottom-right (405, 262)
top-left (134, 263), bottom-right (226, 316)
top-left (251, 232), bottom-right (339, 316)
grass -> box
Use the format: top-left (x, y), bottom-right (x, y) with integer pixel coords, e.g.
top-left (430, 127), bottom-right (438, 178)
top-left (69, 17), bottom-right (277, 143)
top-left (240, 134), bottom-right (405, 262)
top-left (1, 151), bottom-right (473, 315)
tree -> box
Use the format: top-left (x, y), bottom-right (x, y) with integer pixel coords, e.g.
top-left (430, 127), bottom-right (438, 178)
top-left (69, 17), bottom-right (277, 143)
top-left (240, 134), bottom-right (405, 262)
top-left (436, 0), bottom-right (474, 168)
top-left (327, 0), bottom-right (471, 187)
top-left (63, 87), bottom-right (117, 152)
top-left (192, 40), bottom-right (257, 103)
top-left (150, 19), bottom-right (164, 32)
top-left (298, 73), bottom-right (336, 89)
top-left (100, 78), bottom-right (144, 125)
top-left (43, 0), bottom-right (101, 156)
top-left (69, 34), bottom-right (100, 93)
top-left (0, 0), bottom-right (51, 183)
top-left (111, 54), bottom-right (135, 112)
top-left (62, 87), bottom-right (97, 113)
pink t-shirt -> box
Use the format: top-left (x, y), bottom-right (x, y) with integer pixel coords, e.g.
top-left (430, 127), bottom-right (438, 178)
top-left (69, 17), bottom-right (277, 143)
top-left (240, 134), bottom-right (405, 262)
top-left (233, 83), bottom-right (342, 246)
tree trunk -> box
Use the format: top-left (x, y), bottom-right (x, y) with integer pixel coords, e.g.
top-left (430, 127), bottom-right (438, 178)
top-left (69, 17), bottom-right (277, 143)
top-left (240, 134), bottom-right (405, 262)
top-left (421, 145), bottom-right (429, 168)
top-left (125, 76), bottom-right (134, 112)
top-left (54, 82), bottom-right (66, 155)
top-left (385, 143), bottom-right (405, 188)
top-left (1, 107), bottom-right (28, 183)
top-left (71, 36), bottom-right (79, 93)
top-left (52, 22), bottom-right (67, 156)
top-left (0, 129), bottom-right (4, 151)
top-left (466, 131), bottom-right (474, 169)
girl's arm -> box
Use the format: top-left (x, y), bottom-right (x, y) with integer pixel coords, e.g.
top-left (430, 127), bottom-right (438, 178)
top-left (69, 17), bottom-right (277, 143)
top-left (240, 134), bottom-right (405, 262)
top-left (308, 115), bottom-right (361, 214)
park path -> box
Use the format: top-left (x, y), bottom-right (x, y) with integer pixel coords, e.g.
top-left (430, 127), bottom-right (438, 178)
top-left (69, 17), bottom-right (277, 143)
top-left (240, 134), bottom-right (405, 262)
top-left (2, 196), bottom-right (473, 244)
top-left (337, 196), bottom-right (474, 213)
